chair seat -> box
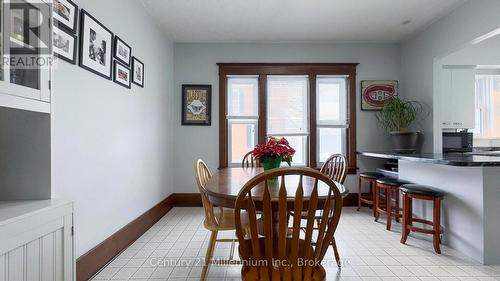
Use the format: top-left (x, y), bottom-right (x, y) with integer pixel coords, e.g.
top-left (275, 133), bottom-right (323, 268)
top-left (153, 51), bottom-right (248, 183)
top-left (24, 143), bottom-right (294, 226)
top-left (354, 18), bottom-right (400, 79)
top-left (400, 184), bottom-right (445, 198)
top-left (359, 172), bottom-right (385, 179)
top-left (204, 207), bottom-right (248, 231)
top-left (239, 238), bottom-right (325, 281)
top-left (376, 177), bottom-right (411, 187)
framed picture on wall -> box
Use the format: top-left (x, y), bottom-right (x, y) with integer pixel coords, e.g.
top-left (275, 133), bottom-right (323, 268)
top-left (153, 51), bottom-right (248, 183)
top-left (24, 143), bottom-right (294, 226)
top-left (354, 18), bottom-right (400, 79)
top-left (361, 80), bottom-right (399, 111)
top-left (182, 85), bottom-right (211, 126)
top-left (53, 0), bottom-right (78, 33)
top-left (113, 61), bottom-right (131, 89)
top-left (53, 25), bottom-right (77, 64)
top-left (113, 36), bottom-right (132, 66)
top-left (132, 57), bottom-right (144, 87)
top-left (79, 9), bottom-right (114, 80)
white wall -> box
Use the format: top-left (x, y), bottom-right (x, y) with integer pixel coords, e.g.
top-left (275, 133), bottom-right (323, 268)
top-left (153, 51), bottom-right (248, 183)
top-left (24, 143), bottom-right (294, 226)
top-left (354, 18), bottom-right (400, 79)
top-left (173, 43), bottom-right (399, 194)
top-left (52, 0), bottom-right (174, 257)
top-left (401, 0), bottom-right (500, 152)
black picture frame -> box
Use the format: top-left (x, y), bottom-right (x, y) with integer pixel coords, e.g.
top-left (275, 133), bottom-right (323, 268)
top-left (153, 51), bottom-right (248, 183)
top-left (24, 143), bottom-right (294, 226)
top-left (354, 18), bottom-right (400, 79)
top-left (78, 9), bottom-right (114, 80)
top-left (132, 57), bottom-right (144, 88)
top-left (53, 0), bottom-right (78, 33)
top-left (113, 61), bottom-right (131, 89)
top-left (182, 85), bottom-right (212, 126)
top-left (113, 36), bottom-right (132, 66)
top-left (53, 25), bottom-right (77, 64)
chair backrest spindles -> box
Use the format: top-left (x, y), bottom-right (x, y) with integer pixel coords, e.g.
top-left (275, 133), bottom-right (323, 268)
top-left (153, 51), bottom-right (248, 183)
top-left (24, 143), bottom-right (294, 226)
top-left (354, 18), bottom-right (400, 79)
top-left (194, 159), bottom-right (218, 228)
top-left (242, 151), bottom-right (259, 168)
top-left (320, 154), bottom-right (347, 184)
top-left (234, 167), bottom-right (343, 280)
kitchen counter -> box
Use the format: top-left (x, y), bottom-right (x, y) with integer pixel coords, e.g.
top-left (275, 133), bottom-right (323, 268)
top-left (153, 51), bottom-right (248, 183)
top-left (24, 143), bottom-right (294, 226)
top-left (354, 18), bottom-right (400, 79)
top-left (359, 150), bottom-right (500, 265)
top-left (358, 151), bottom-right (500, 166)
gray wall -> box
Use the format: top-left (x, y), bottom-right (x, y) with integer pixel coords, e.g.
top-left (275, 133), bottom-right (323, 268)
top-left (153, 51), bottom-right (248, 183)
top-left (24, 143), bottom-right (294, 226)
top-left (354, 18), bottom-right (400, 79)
top-left (173, 43), bottom-right (399, 194)
top-left (0, 108), bottom-right (51, 200)
top-left (401, 0), bottom-right (500, 152)
top-left (52, 0), bottom-right (174, 257)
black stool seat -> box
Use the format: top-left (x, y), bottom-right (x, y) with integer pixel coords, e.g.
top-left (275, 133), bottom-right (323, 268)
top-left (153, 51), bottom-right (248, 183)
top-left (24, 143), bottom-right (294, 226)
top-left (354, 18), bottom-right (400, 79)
top-left (400, 184), bottom-right (445, 198)
top-left (376, 177), bottom-right (411, 187)
top-left (359, 172), bottom-right (384, 179)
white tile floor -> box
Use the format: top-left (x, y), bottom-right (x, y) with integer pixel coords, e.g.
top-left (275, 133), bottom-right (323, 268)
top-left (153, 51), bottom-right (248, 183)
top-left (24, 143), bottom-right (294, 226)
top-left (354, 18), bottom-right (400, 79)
top-left (91, 207), bottom-right (500, 281)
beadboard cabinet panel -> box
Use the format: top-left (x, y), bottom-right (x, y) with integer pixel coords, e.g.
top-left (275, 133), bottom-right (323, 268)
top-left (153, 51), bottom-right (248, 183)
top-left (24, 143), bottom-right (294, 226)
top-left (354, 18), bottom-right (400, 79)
top-left (0, 200), bottom-right (74, 281)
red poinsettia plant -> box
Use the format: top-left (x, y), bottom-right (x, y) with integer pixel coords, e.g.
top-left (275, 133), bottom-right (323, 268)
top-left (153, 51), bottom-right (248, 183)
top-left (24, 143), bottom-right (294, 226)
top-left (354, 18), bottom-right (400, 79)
top-left (252, 137), bottom-right (296, 169)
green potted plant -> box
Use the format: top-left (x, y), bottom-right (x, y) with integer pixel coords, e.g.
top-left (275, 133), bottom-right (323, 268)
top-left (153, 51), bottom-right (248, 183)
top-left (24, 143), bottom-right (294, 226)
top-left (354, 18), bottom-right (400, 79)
top-left (376, 97), bottom-right (425, 153)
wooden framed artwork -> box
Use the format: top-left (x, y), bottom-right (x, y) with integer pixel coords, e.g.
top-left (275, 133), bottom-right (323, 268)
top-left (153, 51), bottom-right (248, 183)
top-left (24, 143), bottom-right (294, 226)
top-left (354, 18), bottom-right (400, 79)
top-left (132, 57), bottom-right (144, 87)
top-left (113, 36), bottom-right (132, 66)
top-left (361, 80), bottom-right (398, 111)
top-left (113, 61), bottom-right (131, 89)
top-left (53, 0), bottom-right (78, 33)
top-left (53, 25), bottom-right (77, 64)
top-left (79, 9), bottom-right (113, 80)
top-left (182, 85), bottom-right (211, 126)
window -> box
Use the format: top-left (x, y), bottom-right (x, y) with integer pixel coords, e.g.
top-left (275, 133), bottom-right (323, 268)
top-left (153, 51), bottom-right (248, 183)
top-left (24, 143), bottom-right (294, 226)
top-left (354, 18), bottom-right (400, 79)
top-left (219, 63), bottom-right (358, 173)
top-left (317, 76), bottom-right (348, 163)
top-left (226, 76), bottom-right (259, 165)
top-left (474, 75), bottom-right (500, 139)
top-left (267, 76), bottom-right (309, 166)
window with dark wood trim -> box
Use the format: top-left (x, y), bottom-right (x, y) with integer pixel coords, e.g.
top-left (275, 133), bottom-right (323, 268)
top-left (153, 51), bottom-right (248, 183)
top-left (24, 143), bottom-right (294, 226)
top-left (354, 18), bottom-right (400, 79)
top-left (218, 63), bottom-right (358, 174)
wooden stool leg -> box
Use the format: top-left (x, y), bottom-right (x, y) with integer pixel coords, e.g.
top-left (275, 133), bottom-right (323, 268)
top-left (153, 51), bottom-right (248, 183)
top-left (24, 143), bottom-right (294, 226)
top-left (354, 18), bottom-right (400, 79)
top-left (400, 193), bottom-right (409, 244)
top-left (433, 198), bottom-right (442, 254)
top-left (374, 184), bottom-right (380, 222)
top-left (395, 189), bottom-right (400, 223)
top-left (201, 230), bottom-right (218, 281)
top-left (386, 188), bottom-right (392, 231)
top-left (357, 177), bottom-right (362, 211)
top-left (331, 237), bottom-right (341, 267)
top-left (370, 181), bottom-right (376, 217)
top-left (408, 196), bottom-right (413, 234)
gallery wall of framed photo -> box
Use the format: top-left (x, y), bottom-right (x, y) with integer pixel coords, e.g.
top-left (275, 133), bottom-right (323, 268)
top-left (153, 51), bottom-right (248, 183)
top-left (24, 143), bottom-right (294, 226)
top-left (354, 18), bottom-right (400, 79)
top-left (52, 0), bottom-right (145, 89)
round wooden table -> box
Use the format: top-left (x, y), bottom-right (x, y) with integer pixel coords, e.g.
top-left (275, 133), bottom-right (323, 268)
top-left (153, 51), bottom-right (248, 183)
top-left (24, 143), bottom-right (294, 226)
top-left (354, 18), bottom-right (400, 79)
top-left (204, 167), bottom-right (349, 210)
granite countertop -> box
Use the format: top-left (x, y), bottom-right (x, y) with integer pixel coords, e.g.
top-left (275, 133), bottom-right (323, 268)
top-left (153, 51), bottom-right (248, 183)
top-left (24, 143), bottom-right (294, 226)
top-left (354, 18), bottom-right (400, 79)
top-left (358, 151), bottom-right (500, 166)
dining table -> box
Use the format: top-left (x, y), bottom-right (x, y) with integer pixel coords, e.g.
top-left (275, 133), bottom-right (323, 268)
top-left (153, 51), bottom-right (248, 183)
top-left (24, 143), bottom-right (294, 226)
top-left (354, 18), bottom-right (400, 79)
top-left (204, 167), bottom-right (349, 211)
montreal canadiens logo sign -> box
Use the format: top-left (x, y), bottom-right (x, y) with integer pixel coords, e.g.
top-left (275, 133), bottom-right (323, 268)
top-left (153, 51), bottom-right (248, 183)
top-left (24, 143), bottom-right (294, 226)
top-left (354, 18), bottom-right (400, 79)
top-left (363, 84), bottom-right (397, 107)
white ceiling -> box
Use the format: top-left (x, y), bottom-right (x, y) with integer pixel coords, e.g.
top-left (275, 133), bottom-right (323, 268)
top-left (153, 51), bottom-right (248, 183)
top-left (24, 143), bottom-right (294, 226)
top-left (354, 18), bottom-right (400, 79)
top-left (140, 0), bottom-right (467, 43)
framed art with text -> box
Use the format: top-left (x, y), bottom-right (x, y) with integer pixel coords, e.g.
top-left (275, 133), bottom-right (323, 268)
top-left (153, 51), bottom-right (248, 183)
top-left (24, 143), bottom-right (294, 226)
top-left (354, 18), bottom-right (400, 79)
top-left (182, 85), bottom-right (211, 126)
top-left (361, 80), bottom-right (398, 111)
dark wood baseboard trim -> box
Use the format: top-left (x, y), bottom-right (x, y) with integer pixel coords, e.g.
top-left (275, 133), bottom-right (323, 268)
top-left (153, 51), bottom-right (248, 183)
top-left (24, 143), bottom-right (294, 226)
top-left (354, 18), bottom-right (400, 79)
top-left (77, 191), bottom-right (362, 280)
top-left (173, 193), bottom-right (203, 206)
top-left (76, 194), bottom-right (175, 281)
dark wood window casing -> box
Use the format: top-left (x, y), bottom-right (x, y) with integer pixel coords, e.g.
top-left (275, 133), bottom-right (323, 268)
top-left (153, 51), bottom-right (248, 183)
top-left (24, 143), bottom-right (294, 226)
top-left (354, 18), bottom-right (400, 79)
top-left (218, 63), bottom-right (358, 174)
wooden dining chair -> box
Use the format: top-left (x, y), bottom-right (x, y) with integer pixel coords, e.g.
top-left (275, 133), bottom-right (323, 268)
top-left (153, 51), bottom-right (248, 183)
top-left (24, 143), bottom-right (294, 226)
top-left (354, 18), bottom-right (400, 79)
top-left (195, 159), bottom-right (244, 281)
top-left (234, 167), bottom-right (343, 281)
top-left (290, 154), bottom-right (347, 267)
top-left (242, 151), bottom-right (260, 168)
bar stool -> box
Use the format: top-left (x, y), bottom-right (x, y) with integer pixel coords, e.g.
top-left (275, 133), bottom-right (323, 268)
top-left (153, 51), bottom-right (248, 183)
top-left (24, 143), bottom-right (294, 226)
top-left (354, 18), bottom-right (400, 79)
top-left (400, 184), bottom-right (445, 254)
top-left (374, 177), bottom-right (411, 231)
top-left (357, 172), bottom-right (385, 216)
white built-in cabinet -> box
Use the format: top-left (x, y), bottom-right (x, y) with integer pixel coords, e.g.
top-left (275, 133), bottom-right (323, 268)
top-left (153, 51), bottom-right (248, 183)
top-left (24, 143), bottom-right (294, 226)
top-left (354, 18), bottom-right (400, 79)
top-left (0, 0), bottom-right (51, 113)
top-left (440, 68), bottom-right (475, 129)
top-left (0, 200), bottom-right (74, 281)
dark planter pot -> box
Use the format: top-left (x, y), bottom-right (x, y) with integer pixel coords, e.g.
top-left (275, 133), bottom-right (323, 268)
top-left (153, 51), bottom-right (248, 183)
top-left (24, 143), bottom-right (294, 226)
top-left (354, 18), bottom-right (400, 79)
top-left (389, 131), bottom-right (420, 153)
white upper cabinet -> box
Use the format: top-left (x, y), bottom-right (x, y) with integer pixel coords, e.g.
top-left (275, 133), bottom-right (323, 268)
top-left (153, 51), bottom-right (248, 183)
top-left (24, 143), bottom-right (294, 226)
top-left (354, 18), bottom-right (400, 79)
top-left (0, 0), bottom-right (51, 113)
top-left (441, 68), bottom-right (475, 129)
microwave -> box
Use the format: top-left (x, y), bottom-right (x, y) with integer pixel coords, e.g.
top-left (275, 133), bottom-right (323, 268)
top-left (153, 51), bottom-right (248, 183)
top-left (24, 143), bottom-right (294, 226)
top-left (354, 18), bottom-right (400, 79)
top-left (442, 132), bottom-right (473, 153)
